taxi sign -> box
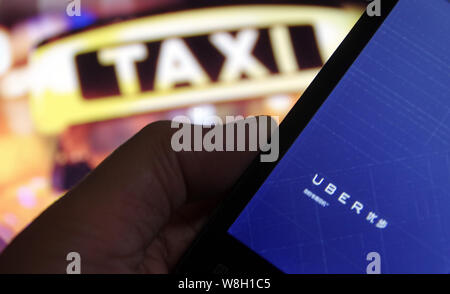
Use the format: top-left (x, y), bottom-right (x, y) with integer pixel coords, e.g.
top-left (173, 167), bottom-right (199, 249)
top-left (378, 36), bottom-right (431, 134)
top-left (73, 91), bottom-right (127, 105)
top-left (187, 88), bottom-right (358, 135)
top-left (30, 5), bottom-right (360, 135)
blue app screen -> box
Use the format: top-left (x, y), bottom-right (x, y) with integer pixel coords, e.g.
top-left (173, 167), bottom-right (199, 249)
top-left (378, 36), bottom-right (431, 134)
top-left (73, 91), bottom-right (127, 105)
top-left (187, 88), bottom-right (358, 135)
top-left (228, 0), bottom-right (450, 273)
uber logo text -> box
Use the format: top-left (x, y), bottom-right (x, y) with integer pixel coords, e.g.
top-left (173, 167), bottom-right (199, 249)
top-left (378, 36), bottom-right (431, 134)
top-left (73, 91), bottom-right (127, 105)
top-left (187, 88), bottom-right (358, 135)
top-left (311, 173), bottom-right (388, 229)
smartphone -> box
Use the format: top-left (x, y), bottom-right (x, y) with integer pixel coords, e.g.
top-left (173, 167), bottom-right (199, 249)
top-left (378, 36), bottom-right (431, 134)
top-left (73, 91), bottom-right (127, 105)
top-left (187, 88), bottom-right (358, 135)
top-left (176, 0), bottom-right (450, 274)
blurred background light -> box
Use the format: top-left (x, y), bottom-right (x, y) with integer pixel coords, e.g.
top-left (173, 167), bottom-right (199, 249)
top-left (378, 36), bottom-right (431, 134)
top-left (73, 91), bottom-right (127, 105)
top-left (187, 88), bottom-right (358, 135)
top-left (0, 27), bottom-right (12, 76)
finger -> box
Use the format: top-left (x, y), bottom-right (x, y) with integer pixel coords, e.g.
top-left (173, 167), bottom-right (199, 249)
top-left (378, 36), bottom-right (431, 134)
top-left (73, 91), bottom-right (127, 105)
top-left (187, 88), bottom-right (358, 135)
top-left (140, 198), bottom-right (219, 273)
top-left (73, 119), bottom-right (261, 247)
top-left (0, 117), bottom-right (269, 273)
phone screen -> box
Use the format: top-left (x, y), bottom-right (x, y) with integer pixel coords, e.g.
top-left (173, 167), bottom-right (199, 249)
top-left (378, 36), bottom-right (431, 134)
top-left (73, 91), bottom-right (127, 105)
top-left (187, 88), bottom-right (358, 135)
top-left (228, 0), bottom-right (450, 274)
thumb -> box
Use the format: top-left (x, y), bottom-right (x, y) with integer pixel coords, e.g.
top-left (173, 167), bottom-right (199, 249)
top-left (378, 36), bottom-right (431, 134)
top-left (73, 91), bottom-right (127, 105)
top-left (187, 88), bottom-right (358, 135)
top-left (0, 117), bottom-right (270, 273)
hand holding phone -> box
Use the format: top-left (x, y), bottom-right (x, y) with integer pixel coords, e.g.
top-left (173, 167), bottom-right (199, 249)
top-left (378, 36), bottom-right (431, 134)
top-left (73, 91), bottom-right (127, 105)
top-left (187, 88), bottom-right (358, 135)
top-left (177, 0), bottom-right (450, 274)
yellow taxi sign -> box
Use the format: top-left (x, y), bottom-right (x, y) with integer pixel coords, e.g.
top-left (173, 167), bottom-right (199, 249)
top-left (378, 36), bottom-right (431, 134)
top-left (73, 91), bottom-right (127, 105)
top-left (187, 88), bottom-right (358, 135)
top-left (30, 5), bottom-right (361, 135)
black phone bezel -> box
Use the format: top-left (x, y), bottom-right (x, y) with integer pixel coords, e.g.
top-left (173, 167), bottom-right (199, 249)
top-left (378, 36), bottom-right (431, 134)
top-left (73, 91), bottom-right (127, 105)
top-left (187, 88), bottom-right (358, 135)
top-left (175, 0), bottom-right (399, 274)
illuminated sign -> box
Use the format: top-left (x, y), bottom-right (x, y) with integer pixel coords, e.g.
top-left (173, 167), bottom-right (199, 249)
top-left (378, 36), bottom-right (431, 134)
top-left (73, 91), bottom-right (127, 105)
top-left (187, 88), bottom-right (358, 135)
top-left (30, 5), bottom-right (361, 135)
top-left (0, 27), bottom-right (12, 76)
top-left (77, 25), bottom-right (323, 99)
